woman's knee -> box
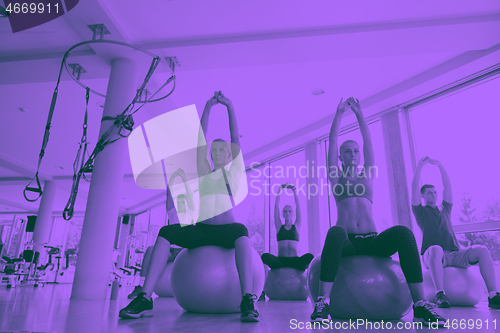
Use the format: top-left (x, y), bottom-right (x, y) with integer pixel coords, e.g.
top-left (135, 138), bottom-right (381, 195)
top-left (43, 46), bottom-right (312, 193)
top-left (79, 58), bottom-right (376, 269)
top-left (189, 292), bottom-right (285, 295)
top-left (326, 225), bottom-right (348, 240)
top-left (427, 245), bottom-right (444, 259)
top-left (470, 245), bottom-right (491, 260)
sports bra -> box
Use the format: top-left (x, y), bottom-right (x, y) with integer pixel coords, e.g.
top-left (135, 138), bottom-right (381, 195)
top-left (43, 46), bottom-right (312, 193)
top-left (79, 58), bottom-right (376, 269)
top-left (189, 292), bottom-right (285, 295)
top-left (198, 169), bottom-right (234, 197)
top-left (277, 225), bottom-right (299, 242)
top-left (333, 174), bottom-right (373, 204)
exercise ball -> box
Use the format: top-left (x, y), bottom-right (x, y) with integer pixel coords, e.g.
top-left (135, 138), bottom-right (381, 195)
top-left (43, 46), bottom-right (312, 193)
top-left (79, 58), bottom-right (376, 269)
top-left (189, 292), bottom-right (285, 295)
top-left (423, 266), bottom-right (486, 306)
top-left (171, 246), bottom-right (265, 313)
top-left (308, 255), bottom-right (412, 320)
top-left (154, 262), bottom-right (174, 297)
top-left (264, 268), bottom-right (308, 300)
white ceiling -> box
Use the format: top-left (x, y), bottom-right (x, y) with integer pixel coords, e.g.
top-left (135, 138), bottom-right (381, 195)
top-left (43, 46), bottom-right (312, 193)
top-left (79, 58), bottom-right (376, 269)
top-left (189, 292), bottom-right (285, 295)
top-left (0, 0), bottom-right (499, 217)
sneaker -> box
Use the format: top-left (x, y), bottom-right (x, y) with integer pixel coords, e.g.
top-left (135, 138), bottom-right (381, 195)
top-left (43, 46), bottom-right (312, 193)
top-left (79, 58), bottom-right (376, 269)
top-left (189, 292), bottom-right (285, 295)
top-left (127, 285), bottom-right (143, 299)
top-left (413, 300), bottom-right (446, 327)
top-left (488, 292), bottom-right (500, 309)
top-left (119, 292), bottom-right (153, 319)
top-left (240, 293), bottom-right (259, 322)
top-left (310, 297), bottom-right (330, 322)
top-left (435, 291), bottom-right (451, 308)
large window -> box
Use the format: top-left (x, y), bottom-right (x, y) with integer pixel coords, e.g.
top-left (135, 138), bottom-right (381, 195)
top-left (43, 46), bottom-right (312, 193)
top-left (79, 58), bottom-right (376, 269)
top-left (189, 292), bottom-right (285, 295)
top-left (409, 77), bottom-right (500, 225)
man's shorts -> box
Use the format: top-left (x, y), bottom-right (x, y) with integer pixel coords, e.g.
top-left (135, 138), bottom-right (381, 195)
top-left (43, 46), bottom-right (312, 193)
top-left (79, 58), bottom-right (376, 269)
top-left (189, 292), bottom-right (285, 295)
top-left (422, 246), bottom-right (479, 269)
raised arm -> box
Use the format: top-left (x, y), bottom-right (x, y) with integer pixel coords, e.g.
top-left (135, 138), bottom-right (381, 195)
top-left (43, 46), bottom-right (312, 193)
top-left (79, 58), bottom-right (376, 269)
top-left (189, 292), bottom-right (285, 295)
top-left (166, 172), bottom-right (179, 224)
top-left (429, 159), bottom-right (452, 204)
top-left (328, 98), bottom-right (350, 185)
top-left (274, 184), bottom-right (285, 233)
top-left (348, 97), bottom-right (374, 170)
top-left (197, 94), bottom-right (219, 177)
top-left (291, 184), bottom-right (301, 230)
top-left (411, 157), bottom-right (428, 206)
top-left (217, 92), bottom-right (241, 162)
top-left (176, 168), bottom-right (195, 212)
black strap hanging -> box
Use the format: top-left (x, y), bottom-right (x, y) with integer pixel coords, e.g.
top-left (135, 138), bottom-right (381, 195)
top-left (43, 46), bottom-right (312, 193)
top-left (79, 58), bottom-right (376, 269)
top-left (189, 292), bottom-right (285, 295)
top-left (63, 88), bottom-right (90, 220)
top-left (23, 55), bottom-right (67, 202)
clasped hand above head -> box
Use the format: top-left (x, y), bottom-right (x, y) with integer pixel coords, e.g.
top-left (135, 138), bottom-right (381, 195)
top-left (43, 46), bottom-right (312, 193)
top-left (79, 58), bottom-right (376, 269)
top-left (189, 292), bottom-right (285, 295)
top-left (336, 97), bottom-right (361, 115)
top-left (206, 91), bottom-right (232, 108)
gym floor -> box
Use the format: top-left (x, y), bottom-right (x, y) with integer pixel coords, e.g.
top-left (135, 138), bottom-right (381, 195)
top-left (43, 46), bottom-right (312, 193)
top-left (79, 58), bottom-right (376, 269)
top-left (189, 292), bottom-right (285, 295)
top-left (0, 284), bottom-right (499, 333)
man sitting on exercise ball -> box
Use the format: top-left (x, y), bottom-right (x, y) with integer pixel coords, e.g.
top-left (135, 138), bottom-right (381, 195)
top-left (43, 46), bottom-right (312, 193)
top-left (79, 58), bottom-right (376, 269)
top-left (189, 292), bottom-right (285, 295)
top-left (411, 156), bottom-right (500, 308)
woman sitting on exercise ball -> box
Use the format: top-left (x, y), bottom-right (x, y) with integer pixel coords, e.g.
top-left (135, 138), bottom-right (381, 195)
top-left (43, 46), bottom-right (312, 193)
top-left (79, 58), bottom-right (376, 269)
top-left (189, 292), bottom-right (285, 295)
top-left (310, 97), bottom-right (446, 326)
top-left (119, 91), bottom-right (260, 322)
top-left (261, 183), bottom-right (313, 271)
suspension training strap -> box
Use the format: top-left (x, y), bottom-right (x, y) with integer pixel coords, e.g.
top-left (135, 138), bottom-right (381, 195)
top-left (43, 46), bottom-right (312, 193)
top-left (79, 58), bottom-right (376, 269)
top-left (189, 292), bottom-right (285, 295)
top-left (63, 88), bottom-right (90, 220)
top-left (24, 55), bottom-right (67, 202)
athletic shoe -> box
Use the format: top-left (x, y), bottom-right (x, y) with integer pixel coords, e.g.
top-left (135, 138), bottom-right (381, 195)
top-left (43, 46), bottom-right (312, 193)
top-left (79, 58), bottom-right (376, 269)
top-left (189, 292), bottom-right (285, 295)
top-left (435, 291), bottom-right (451, 308)
top-left (488, 292), bottom-right (500, 309)
top-left (127, 285), bottom-right (143, 299)
top-left (240, 293), bottom-right (259, 322)
top-left (119, 292), bottom-right (153, 319)
top-left (310, 297), bottom-right (330, 322)
top-left (413, 300), bottom-right (446, 327)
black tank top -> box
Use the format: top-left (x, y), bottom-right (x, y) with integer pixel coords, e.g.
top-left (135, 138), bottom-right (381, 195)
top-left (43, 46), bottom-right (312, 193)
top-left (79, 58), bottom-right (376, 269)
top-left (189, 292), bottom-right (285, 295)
top-left (277, 225), bottom-right (299, 242)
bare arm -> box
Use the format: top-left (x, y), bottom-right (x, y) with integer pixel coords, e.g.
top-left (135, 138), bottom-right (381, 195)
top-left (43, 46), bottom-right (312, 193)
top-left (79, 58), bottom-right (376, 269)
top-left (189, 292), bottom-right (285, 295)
top-left (176, 169), bottom-right (195, 212)
top-left (348, 97), bottom-right (374, 170)
top-left (274, 185), bottom-right (285, 233)
top-left (197, 94), bottom-right (218, 177)
top-left (430, 159), bottom-right (452, 204)
top-left (292, 185), bottom-right (301, 230)
top-left (328, 98), bottom-right (350, 185)
top-left (411, 157), bottom-right (428, 206)
top-left (218, 92), bottom-right (241, 162)
top-left (166, 173), bottom-right (179, 224)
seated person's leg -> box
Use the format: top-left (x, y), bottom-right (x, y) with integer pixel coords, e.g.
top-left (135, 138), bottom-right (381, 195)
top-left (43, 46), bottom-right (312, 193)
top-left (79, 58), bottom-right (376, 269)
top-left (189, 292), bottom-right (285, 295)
top-left (366, 226), bottom-right (446, 325)
top-left (119, 224), bottom-right (207, 319)
top-left (261, 253), bottom-right (285, 269)
top-left (311, 225), bottom-right (354, 322)
top-left (424, 245), bottom-right (448, 307)
top-left (297, 253), bottom-right (314, 270)
top-left (366, 225), bottom-right (423, 300)
top-left (208, 223), bottom-right (259, 322)
top-left (464, 245), bottom-right (500, 307)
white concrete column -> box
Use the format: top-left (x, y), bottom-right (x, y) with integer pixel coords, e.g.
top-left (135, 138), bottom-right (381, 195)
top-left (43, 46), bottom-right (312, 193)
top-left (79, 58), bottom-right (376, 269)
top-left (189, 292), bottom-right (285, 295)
top-left (71, 58), bottom-right (138, 300)
top-left (32, 181), bottom-right (57, 262)
top-left (305, 141), bottom-right (323, 255)
top-left (381, 110), bottom-right (413, 229)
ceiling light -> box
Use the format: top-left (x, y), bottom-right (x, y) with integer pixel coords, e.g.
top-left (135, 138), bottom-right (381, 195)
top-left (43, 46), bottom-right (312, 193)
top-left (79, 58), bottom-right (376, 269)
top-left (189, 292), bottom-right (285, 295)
top-left (55, 166), bottom-right (64, 170)
top-left (312, 88), bottom-right (325, 96)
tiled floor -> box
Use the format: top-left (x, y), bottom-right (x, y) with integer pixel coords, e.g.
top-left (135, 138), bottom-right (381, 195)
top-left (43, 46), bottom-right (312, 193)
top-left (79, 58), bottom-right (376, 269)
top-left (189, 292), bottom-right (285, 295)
top-left (1, 284), bottom-right (500, 333)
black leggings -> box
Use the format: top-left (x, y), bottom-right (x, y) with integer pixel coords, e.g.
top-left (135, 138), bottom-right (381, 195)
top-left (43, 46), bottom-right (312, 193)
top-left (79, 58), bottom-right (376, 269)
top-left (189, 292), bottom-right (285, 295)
top-left (320, 225), bottom-right (422, 283)
top-left (261, 253), bottom-right (314, 271)
top-left (158, 223), bottom-right (248, 249)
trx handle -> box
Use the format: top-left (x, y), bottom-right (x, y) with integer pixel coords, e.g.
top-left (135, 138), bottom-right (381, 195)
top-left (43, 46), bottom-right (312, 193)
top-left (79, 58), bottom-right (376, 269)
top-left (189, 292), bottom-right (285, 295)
top-left (23, 173), bottom-right (43, 202)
